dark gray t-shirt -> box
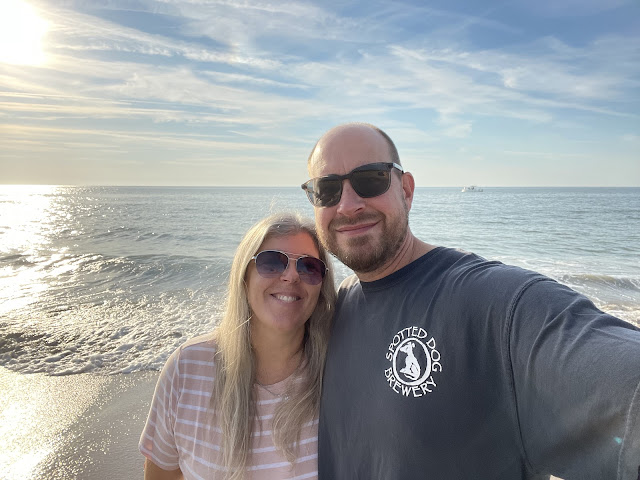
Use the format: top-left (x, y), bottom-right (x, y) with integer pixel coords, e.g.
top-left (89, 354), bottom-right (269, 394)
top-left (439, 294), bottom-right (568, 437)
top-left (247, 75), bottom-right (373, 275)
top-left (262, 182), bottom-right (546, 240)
top-left (319, 247), bottom-right (640, 480)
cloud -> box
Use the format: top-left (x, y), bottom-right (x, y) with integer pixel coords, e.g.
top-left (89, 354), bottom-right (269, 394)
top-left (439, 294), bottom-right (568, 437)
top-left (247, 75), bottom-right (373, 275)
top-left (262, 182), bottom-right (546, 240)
top-left (14, 1), bottom-right (638, 129)
top-left (441, 123), bottom-right (472, 138)
top-left (3, 0), bottom-right (639, 185)
top-left (515, 0), bottom-right (633, 17)
top-left (503, 150), bottom-right (583, 159)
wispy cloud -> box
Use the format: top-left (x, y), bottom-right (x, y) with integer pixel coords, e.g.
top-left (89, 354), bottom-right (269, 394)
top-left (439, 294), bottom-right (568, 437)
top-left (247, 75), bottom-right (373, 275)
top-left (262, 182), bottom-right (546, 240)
top-left (2, 0), bottom-right (639, 185)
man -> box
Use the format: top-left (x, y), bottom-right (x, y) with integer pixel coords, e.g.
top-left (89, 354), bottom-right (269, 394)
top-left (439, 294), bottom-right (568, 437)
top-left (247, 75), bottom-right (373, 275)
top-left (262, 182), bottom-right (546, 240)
top-left (301, 123), bottom-right (640, 480)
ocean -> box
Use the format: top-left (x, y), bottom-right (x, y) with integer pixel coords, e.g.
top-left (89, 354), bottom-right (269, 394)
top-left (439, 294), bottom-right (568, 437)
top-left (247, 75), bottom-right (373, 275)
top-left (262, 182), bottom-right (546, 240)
top-left (1, 186), bottom-right (638, 376)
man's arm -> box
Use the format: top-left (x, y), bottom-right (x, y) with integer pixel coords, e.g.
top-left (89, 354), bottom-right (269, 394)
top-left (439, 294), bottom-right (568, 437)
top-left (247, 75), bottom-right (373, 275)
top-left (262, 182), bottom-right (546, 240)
top-left (144, 458), bottom-right (183, 480)
top-left (509, 278), bottom-right (640, 479)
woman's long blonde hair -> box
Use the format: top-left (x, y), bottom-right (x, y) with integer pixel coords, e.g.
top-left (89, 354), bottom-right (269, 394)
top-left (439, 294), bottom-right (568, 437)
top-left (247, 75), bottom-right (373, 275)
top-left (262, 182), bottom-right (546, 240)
top-left (212, 212), bottom-right (336, 479)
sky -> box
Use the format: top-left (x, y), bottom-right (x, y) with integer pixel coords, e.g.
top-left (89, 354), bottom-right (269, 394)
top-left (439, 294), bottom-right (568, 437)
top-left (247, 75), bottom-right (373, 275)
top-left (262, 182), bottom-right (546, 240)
top-left (0, 0), bottom-right (638, 187)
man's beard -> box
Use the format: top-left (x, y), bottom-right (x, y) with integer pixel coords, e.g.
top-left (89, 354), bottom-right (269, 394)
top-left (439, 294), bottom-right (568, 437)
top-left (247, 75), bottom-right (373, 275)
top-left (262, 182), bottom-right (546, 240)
top-left (320, 206), bottom-right (409, 274)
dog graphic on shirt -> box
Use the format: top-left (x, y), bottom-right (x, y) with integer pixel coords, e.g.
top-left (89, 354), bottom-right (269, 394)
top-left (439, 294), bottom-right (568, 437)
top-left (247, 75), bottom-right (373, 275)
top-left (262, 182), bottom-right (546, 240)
top-left (399, 342), bottom-right (421, 381)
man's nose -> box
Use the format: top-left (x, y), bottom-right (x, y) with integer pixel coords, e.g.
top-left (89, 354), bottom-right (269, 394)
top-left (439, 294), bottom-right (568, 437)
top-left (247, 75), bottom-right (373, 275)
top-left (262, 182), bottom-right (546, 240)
top-left (336, 180), bottom-right (365, 216)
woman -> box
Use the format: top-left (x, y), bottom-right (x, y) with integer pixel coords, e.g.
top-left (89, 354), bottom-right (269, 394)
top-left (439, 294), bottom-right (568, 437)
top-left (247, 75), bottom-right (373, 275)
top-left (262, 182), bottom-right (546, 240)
top-left (139, 212), bottom-right (336, 480)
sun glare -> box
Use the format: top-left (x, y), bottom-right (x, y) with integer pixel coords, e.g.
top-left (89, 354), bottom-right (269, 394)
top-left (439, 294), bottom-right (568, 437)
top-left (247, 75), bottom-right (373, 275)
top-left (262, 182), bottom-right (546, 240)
top-left (0, 0), bottom-right (49, 66)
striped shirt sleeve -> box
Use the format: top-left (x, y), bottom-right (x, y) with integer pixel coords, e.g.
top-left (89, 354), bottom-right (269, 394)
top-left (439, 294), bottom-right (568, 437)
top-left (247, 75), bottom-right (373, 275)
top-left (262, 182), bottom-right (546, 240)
top-left (139, 347), bottom-right (181, 470)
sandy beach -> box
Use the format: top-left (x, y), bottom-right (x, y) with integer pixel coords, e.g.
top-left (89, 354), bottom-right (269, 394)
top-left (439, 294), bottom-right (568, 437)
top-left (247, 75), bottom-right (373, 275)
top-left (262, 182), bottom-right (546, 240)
top-left (0, 367), bottom-right (158, 480)
top-left (0, 364), bottom-right (568, 480)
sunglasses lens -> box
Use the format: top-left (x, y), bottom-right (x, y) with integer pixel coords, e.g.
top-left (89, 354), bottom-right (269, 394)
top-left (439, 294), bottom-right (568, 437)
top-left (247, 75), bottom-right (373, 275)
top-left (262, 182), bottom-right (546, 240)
top-left (313, 177), bottom-right (342, 207)
top-left (351, 166), bottom-right (391, 198)
top-left (297, 256), bottom-right (326, 285)
top-left (255, 251), bottom-right (287, 277)
top-left (303, 163), bottom-right (395, 207)
top-left (253, 251), bottom-right (326, 285)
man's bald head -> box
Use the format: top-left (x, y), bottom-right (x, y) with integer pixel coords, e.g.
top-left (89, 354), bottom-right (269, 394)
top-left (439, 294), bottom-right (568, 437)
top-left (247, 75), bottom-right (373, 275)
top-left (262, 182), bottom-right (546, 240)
top-left (307, 123), bottom-right (400, 171)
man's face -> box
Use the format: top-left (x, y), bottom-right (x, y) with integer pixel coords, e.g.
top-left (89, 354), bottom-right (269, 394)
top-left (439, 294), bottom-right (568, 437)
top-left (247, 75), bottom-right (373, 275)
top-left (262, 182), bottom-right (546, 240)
top-left (308, 126), bottom-right (411, 274)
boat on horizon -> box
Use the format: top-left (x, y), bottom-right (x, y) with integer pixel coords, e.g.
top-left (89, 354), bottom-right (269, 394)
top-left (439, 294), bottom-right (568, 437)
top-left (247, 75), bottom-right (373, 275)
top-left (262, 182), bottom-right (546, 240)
top-left (461, 185), bottom-right (483, 192)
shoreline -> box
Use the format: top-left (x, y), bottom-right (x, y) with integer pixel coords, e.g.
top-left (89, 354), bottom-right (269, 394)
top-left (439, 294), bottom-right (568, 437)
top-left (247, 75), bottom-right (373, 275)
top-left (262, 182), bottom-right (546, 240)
top-left (0, 366), bottom-right (564, 480)
top-left (0, 367), bottom-right (158, 480)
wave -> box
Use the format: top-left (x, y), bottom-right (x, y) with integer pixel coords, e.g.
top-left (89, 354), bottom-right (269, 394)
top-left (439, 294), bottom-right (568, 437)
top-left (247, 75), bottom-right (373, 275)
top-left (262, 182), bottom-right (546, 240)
top-left (2, 258), bottom-right (637, 377)
top-left (0, 254), bottom-right (35, 266)
top-left (0, 251), bottom-right (230, 375)
top-left (554, 273), bottom-right (640, 328)
top-left (1, 251), bottom-right (229, 289)
top-left (558, 273), bottom-right (640, 292)
top-left (0, 282), bottom-right (225, 376)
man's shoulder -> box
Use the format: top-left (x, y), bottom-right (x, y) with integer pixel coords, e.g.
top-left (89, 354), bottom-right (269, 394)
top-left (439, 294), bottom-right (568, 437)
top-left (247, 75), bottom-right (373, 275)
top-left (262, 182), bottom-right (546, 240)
top-left (435, 247), bottom-right (544, 281)
top-left (335, 247), bottom-right (546, 298)
top-left (338, 273), bottom-right (360, 291)
top-left (402, 246), bottom-right (549, 305)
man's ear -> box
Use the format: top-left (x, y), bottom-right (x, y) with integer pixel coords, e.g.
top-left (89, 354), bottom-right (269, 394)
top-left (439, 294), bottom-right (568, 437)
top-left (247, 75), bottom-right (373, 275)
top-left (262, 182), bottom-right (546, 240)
top-left (401, 171), bottom-right (415, 211)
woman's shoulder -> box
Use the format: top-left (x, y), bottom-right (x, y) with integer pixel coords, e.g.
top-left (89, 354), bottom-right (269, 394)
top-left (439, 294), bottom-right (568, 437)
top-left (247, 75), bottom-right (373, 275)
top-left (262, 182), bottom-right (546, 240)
top-left (180, 331), bottom-right (217, 350)
top-left (160, 332), bottom-right (218, 375)
top-left (174, 332), bottom-right (218, 362)
top-left (153, 333), bottom-right (217, 420)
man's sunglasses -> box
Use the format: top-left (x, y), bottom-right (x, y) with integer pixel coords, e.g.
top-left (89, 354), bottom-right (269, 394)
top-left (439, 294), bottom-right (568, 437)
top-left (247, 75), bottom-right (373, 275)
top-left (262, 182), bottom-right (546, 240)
top-left (251, 250), bottom-right (328, 286)
top-left (301, 162), bottom-right (404, 208)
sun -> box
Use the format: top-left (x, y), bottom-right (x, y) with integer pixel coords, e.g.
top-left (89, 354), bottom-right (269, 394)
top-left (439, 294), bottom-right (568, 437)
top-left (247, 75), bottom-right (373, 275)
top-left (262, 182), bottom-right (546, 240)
top-left (0, 0), bottom-right (49, 66)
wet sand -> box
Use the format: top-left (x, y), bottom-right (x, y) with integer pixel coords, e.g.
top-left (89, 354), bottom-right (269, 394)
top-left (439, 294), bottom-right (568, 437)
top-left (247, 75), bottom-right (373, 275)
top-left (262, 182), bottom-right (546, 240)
top-left (0, 366), bottom-right (566, 480)
top-left (0, 367), bottom-right (158, 480)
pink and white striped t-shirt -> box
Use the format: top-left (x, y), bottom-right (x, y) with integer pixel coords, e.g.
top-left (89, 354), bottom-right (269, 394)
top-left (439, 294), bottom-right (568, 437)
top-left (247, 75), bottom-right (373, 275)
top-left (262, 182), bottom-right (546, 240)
top-left (139, 333), bottom-right (318, 480)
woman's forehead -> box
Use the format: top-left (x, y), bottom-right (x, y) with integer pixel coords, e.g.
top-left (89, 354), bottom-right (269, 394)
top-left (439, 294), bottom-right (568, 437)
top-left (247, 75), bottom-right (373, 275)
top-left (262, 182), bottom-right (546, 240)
top-left (259, 232), bottom-right (319, 256)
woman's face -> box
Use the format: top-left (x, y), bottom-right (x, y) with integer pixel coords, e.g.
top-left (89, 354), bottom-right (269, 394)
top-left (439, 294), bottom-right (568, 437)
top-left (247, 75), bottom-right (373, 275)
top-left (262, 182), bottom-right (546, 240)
top-left (246, 232), bottom-right (323, 342)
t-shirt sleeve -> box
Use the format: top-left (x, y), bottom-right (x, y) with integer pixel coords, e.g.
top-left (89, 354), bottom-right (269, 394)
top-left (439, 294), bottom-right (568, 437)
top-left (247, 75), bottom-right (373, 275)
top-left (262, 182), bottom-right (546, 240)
top-left (139, 348), bottom-right (182, 470)
top-left (508, 278), bottom-right (640, 480)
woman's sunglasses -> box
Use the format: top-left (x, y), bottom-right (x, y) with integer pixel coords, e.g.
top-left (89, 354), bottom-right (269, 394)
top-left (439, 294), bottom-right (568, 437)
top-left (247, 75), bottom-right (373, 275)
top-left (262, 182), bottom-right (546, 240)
top-left (301, 162), bottom-right (404, 208)
top-left (251, 250), bottom-right (328, 285)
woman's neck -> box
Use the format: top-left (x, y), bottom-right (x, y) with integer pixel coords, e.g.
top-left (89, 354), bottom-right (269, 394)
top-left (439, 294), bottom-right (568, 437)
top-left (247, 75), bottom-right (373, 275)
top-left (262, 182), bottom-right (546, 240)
top-left (252, 333), bottom-right (304, 386)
